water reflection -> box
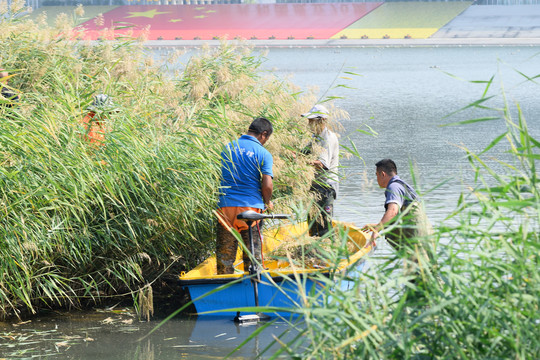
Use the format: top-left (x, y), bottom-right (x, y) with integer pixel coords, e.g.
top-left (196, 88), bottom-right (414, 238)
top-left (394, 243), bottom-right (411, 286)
top-left (0, 311), bottom-right (299, 359)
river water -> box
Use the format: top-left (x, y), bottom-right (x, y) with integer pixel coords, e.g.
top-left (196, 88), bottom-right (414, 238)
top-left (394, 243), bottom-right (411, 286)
top-left (260, 46), bottom-right (540, 227)
top-left (1, 45), bottom-right (539, 359)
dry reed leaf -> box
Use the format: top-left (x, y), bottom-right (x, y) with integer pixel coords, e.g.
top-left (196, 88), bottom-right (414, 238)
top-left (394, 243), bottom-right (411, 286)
top-left (101, 317), bottom-right (114, 324)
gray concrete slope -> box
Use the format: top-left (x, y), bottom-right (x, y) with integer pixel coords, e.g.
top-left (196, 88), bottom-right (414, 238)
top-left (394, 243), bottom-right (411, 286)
top-left (432, 5), bottom-right (540, 38)
top-left (144, 37), bottom-right (540, 48)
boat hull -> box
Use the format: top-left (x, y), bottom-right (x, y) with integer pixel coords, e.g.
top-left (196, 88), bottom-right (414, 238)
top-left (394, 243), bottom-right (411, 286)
top-left (179, 221), bottom-right (375, 317)
top-left (184, 275), bottom-right (318, 317)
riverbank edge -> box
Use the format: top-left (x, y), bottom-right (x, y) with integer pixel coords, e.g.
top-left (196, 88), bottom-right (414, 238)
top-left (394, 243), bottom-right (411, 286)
top-left (142, 38), bottom-right (540, 48)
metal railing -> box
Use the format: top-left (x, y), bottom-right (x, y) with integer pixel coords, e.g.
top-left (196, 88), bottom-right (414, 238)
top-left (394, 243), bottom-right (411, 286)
top-left (21, 0), bottom-right (540, 9)
top-left (27, 0), bottom-right (241, 5)
top-left (474, 0), bottom-right (539, 4)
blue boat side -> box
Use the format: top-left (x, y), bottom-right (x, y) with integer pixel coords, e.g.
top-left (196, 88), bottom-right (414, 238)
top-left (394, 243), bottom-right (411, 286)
top-left (182, 273), bottom-right (325, 317)
top-left (181, 257), bottom-right (371, 317)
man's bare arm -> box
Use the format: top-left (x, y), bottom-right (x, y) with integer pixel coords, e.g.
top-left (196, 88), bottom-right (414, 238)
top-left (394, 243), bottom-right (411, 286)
top-left (261, 174), bottom-right (273, 210)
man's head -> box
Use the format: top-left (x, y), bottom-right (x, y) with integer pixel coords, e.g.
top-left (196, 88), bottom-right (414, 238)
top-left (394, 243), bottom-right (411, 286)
top-left (247, 117), bottom-right (273, 145)
top-left (87, 94), bottom-right (117, 113)
top-left (0, 69), bottom-right (9, 83)
top-left (302, 104), bottom-right (329, 135)
top-left (302, 104), bottom-right (329, 120)
top-left (375, 159), bottom-right (397, 188)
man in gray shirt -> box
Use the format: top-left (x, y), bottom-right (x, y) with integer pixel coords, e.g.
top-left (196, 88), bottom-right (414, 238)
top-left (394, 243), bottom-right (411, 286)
top-left (302, 104), bottom-right (340, 237)
top-left (364, 159), bottom-right (434, 273)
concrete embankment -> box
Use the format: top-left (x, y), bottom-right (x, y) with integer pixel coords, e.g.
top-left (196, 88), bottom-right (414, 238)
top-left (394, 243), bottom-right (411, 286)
top-left (433, 5), bottom-right (540, 39)
top-left (144, 37), bottom-right (540, 48)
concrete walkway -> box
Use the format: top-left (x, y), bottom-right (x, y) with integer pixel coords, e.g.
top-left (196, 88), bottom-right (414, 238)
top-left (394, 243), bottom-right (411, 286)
top-left (433, 5), bottom-right (540, 38)
top-left (145, 37), bottom-right (540, 48)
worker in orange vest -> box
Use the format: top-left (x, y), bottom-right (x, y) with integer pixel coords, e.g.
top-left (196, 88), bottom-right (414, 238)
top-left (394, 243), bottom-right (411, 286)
top-left (82, 94), bottom-right (116, 146)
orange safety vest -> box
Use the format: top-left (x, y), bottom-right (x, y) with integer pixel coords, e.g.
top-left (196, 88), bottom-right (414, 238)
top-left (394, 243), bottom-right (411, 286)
top-left (82, 112), bottom-right (106, 146)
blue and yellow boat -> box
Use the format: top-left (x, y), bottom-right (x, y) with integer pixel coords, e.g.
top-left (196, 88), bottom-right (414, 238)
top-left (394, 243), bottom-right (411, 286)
top-left (178, 214), bottom-right (376, 319)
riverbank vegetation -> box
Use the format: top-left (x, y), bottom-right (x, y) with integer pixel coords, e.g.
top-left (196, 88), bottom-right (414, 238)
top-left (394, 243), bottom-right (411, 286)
top-left (246, 73), bottom-right (539, 358)
top-left (0, 5), bottom-right (329, 319)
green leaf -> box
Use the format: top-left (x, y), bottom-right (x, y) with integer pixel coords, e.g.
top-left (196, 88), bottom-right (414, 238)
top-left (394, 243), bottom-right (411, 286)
top-left (442, 116), bottom-right (500, 127)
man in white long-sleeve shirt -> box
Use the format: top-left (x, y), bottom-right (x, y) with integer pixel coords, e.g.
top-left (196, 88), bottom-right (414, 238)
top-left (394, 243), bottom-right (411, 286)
top-left (302, 104), bottom-right (340, 237)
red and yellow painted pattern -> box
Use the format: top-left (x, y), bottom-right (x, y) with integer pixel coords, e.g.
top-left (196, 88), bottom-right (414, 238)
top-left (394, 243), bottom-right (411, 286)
top-left (78, 3), bottom-right (383, 40)
top-left (333, 2), bottom-right (472, 39)
top-left (69, 2), bottom-right (473, 40)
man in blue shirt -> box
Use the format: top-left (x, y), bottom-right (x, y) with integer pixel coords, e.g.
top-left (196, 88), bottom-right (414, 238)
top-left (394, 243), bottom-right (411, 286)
top-left (364, 159), bottom-right (433, 269)
top-left (216, 117), bottom-right (274, 275)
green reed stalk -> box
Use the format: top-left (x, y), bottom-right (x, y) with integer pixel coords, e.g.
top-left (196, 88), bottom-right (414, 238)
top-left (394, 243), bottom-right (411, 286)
top-left (235, 76), bottom-right (539, 358)
top-left (0, 8), bottom-right (318, 319)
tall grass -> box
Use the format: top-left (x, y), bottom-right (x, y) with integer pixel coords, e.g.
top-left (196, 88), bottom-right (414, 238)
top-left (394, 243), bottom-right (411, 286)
top-left (240, 75), bottom-right (539, 358)
top-left (0, 5), bottom-right (322, 318)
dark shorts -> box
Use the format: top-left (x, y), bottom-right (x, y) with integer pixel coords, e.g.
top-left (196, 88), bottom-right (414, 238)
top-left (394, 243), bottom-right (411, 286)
top-left (385, 202), bottom-right (434, 258)
top-left (308, 182), bottom-right (336, 237)
top-left (215, 207), bottom-right (263, 275)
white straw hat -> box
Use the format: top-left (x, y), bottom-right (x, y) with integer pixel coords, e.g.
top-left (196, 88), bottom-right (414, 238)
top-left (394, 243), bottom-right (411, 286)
top-left (301, 104), bottom-right (329, 119)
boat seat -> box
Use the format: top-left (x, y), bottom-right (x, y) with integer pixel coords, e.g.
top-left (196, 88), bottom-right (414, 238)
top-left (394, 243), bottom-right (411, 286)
top-left (237, 210), bottom-right (290, 221)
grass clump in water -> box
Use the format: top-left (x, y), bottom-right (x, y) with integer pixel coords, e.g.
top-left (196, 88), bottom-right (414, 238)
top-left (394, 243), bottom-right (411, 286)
top-left (246, 74), bottom-right (540, 358)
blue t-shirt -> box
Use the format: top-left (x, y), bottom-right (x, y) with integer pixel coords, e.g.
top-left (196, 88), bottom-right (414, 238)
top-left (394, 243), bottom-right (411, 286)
top-left (218, 135), bottom-right (273, 209)
top-left (384, 175), bottom-right (419, 210)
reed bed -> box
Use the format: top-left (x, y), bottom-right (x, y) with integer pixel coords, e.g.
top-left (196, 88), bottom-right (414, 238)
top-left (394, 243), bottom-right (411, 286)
top-left (0, 6), bottom-right (322, 318)
top-left (237, 74), bottom-right (539, 358)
